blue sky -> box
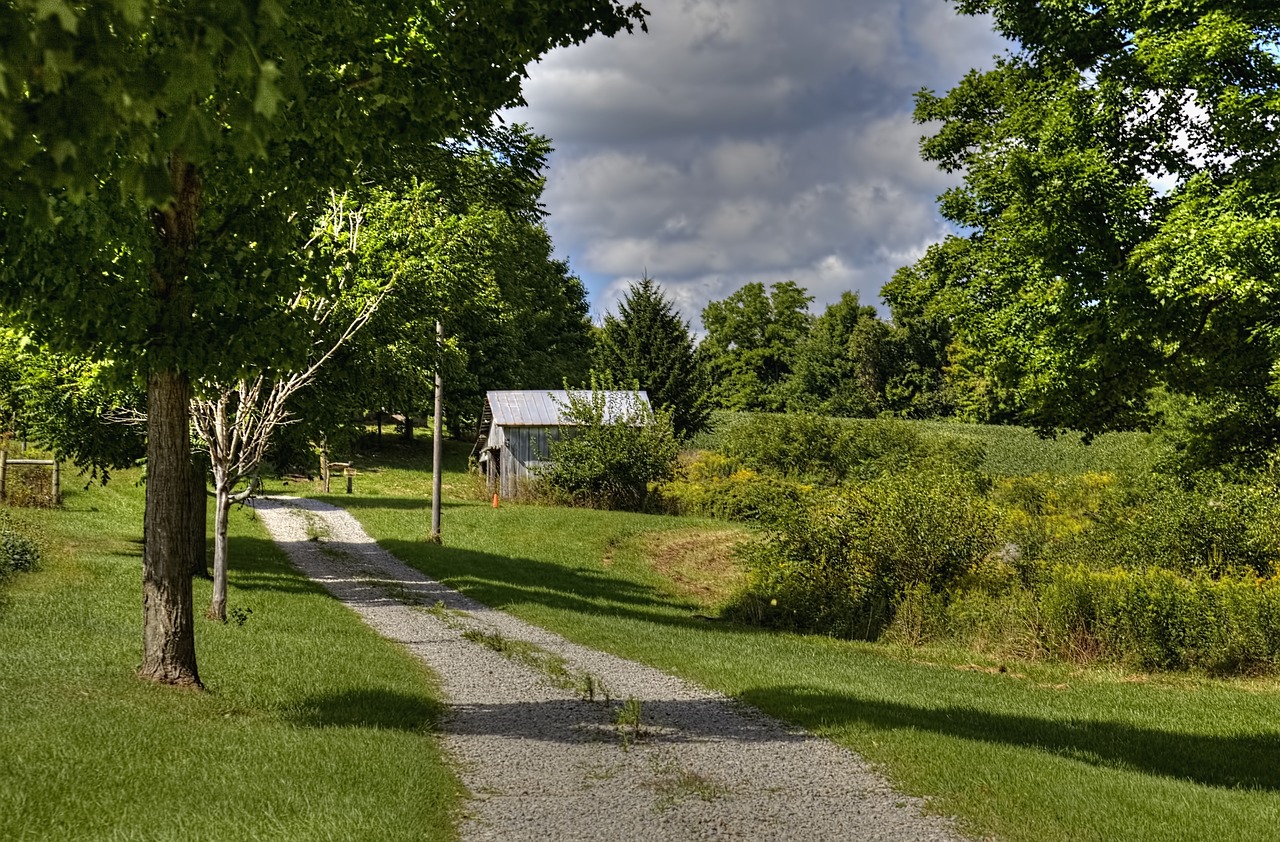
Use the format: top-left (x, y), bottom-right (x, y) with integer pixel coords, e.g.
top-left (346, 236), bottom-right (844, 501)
top-left (504, 0), bottom-right (1008, 326)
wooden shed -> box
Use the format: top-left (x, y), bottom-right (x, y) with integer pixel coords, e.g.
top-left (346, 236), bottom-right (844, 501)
top-left (472, 389), bottom-right (652, 499)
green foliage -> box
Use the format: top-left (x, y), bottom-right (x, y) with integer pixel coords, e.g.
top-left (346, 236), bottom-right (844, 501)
top-left (593, 274), bottom-right (711, 440)
top-left (899, 1), bottom-right (1280, 463)
top-left (0, 512), bottom-right (41, 580)
top-left (1046, 476), bottom-right (1280, 579)
top-left (273, 134), bottom-right (595, 465)
top-left (536, 374), bottom-right (680, 511)
top-left (718, 413), bottom-right (986, 486)
top-left (783, 291), bottom-right (953, 419)
top-left (728, 472), bottom-right (1000, 639)
top-left (1039, 566), bottom-right (1280, 675)
top-left (652, 451), bottom-right (808, 523)
top-left (699, 281), bottom-right (812, 411)
top-left (0, 333), bottom-right (144, 481)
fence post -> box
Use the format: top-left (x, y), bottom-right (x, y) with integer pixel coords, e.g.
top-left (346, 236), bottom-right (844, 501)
top-left (52, 458), bottom-right (61, 505)
top-left (0, 450), bottom-right (7, 502)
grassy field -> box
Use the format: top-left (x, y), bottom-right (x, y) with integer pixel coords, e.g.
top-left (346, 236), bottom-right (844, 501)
top-left (691, 410), bottom-right (1168, 477)
top-left (0, 470), bottom-right (462, 841)
top-left (301, 432), bottom-right (1280, 842)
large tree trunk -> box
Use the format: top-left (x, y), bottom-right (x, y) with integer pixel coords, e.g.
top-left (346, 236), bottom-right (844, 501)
top-left (139, 368), bottom-right (201, 687)
top-left (208, 479), bottom-right (231, 623)
top-left (139, 154), bottom-right (202, 688)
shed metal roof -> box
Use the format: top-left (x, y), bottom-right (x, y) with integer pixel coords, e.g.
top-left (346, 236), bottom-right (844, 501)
top-left (486, 390), bottom-right (651, 427)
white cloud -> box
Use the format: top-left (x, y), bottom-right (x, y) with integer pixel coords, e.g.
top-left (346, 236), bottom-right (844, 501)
top-left (506, 0), bottom-right (1009, 323)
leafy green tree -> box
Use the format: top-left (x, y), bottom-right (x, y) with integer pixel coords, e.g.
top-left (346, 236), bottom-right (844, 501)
top-left (293, 141), bottom-right (593, 457)
top-left (902, 1), bottom-right (1280, 464)
top-left (593, 275), bottom-right (710, 440)
top-left (783, 292), bottom-right (885, 417)
top-left (537, 372), bottom-right (678, 511)
top-left (781, 291), bottom-right (952, 420)
top-left (0, 1), bottom-right (648, 687)
top-left (699, 281), bottom-right (813, 411)
top-left (0, 334), bottom-right (145, 480)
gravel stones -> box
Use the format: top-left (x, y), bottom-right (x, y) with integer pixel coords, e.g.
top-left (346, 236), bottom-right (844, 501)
top-left (254, 496), bottom-right (970, 842)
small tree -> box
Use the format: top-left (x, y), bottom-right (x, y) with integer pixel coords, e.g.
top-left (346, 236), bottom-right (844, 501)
top-left (537, 374), bottom-right (678, 510)
top-left (593, 274), bottom-right (710, 440)
top-left (191, 197), bottom-right (389, 622)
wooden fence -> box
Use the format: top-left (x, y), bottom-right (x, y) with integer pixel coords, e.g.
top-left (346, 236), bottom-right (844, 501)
top-left (0, 451), bottom-right (61, 505)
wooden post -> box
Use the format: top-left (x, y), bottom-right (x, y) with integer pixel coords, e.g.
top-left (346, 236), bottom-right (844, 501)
top-left (429, 320), bottom-right (443, 543)
top-left (320, 443), bottom-right (330, 494)
top-left (52, 458), bottom-right (61, 505)
top-left (0, 450), bottom-right (7, 502)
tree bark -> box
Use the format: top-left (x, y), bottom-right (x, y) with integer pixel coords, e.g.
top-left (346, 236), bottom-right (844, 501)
top-left (209, 479), bottom-right (231, 623)
top-left (139, 153), bottom-right (201, 688)
top-left (139, 368), bottom-right (201, 687)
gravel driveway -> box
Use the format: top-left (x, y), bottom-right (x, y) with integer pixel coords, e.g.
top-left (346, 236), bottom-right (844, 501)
top-left (254, 495), bottom-right (972, 842)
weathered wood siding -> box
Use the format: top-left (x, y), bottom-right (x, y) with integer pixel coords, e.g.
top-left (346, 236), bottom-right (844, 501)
top-left (494, 425), bottom-right (560, 498)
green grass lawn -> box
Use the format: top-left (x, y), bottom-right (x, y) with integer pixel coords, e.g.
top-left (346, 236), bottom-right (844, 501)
top-left (0, 470), bottom-right (462, 841)
top-left (309, 435), bottom-right (1280, 842)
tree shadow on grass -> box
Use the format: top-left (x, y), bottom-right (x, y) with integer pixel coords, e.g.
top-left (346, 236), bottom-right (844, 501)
top-left (737, 685), bottom-right (1280, 792)
top-left (220, 535), bottom-right (334, 597)
top-left (287, 688), bottom-right (447, 732)
top-left (377, 537), bottom-right (766, 639)
top-left (311, 496), bottom-right (469, 512)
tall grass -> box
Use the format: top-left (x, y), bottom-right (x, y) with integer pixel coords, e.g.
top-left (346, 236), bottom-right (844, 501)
top-left (0, 470), bottom-right (461, 841)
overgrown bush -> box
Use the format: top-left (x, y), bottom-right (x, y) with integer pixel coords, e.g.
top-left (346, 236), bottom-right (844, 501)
top-left (0, 511), bottom-right (41, 581)
top-left (1046, 476), bottom-right (1280, 578)
top-left (653, 451), bottom-right (808, 523)
top-left (726, 470), bottom-right (1000, 638)
top-left (718, 413), bottom-right (986, 486)
top-left (1039, 565), bottom-right (1280, 674)
top-left (535, 378), bottom-right (679, 511)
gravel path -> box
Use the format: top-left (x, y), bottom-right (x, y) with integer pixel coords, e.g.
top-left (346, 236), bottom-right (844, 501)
top-left (253, 495), bottom-right (972, 842)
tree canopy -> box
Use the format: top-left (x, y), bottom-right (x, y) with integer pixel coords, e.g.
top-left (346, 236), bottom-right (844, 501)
top-left (898, 1), bottom-right (1280, 465)
top-left (699, 281), bottom-right (813, 412)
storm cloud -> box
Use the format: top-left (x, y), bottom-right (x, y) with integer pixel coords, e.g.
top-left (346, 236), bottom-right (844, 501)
top-left (504, 0), bottom-right (1008, 324)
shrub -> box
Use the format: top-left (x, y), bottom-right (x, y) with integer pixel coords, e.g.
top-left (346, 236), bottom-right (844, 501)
top-left (0, 510), bottom-right (41, 581)
top-left (717, 413), bottom-right (987, 487)
top-left (535, 376), bottom-right (680, 511)
top-left (1039, 565), bottom-right (1280, 674)
top-left (653, 451), bottom-right (808, 523)
top-left (1048, 476), bottom-right (1280, 578)
top-left (726, 470), bottom-right (1000, 638)
top-left (719, 413), bottom-right (851, 484)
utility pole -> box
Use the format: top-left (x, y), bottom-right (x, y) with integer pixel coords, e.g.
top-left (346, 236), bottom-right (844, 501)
top-left (429, 319), bottom-right (444, 543)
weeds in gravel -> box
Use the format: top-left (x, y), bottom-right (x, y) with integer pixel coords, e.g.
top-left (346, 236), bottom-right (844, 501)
top-left (457, 627), bottom-right (608, 702)
top-left (614, 697), bottom-right (645, 750)
top-left (649, 764), bottom-right (728, 808)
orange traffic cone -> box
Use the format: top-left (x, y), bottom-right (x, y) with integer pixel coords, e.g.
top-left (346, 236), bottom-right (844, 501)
top-left (492, 493), bottom-right (500, 509)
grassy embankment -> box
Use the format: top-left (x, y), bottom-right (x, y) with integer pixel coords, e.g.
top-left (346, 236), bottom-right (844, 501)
top-left (305, 427), bottom-right (1280, 842)
top-left (0, 467), bottom-right (461, 841)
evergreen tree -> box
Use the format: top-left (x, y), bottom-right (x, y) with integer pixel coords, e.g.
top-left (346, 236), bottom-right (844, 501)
top-left (593, 275), bottom-right (711, 440)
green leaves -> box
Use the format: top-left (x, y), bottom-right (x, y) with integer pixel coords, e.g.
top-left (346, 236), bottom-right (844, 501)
top-left (593, 275), bottom-right (710, 440)
top-left (899, 2), bottom-right (1280, 461)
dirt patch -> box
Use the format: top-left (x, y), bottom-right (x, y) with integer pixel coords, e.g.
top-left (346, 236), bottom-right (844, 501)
top-left (642, 527), bottom-right (752, 609)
